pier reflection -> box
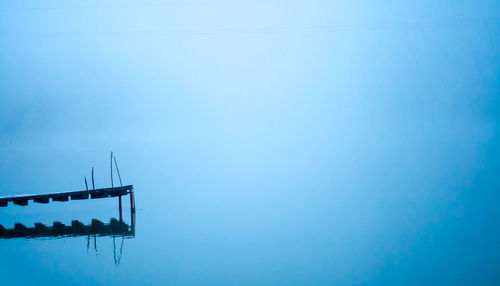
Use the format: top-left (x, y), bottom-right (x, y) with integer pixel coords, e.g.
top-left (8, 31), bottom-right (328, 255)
top-left (0, 209), bottom-right (135, 265)
top-left (0, 217), bottom-right (135, 239)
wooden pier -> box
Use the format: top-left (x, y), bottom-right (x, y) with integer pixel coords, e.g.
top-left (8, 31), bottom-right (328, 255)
top-left (0, 185), bottom-right (134, 208)
top-left (0, 185), bottom-right (136, 224)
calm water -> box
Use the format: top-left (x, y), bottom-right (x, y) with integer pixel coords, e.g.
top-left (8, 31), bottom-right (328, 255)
top-left (1, 1), bottom-right (500, 285)
top-left (0, 134), bottom-right (499, 285)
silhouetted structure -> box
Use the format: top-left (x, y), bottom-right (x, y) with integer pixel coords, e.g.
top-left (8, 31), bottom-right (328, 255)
top-left (0, 185), bottom-right (134, 207)
top-left (0, 154), bottom-right (135, 264)
top-left (0, 153), bottom-right (134, 221)
top-left (0, 209), bottom-right (136, 265)
top-left (0, 185), bottom-right (135, 221)
top-left (0, 217), bottom-right (135, 239)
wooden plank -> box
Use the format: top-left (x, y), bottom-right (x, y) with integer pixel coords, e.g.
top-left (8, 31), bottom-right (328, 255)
top-left (13, 199), bottom-right (28, 206)
top-left (70, 194), bottom-right (89, 200)
top-left (52, 196), bottom-right (69, 202)
top-left (34, 197), bottom-right (49, 204)
top-left (109, 189), bottom-right (128, 197)
top-left (90, 193), bottom-right (109, 199)
top-left (0, 185), bottom-right (133, 204)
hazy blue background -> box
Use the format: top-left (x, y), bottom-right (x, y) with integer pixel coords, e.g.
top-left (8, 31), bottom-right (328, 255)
top-left (0, 1), bottom-right (499, 285)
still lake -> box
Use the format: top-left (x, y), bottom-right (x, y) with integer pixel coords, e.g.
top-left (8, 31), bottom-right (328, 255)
top-left (0, 127), bottom-right (499, 285)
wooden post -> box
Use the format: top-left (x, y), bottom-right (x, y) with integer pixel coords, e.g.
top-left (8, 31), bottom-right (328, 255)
top-left (130, 192), bottom-right (135, 213)
top-left (118, 195), bottom-right (123, 222)
top-left (110, 152), bottom-right (114, 188)
top-left (130, 192), bottom-right (136, 230)
top-left (113, 157), bottom-right (123, 187)
top-left (91, 167), bottom-right (95, 190)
